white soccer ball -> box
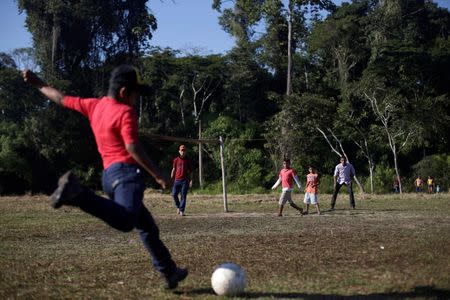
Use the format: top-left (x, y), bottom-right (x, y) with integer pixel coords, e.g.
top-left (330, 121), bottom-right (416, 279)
top-left (211, 262), bottom-right (246, 296)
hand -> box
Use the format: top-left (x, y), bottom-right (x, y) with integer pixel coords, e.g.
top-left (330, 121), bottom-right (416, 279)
top-left (22, 69), bottom-right (45, 87)
top-left (189, 180), bottom-right (193, 188)
top-left (156, 177), bottom-right (170, 190)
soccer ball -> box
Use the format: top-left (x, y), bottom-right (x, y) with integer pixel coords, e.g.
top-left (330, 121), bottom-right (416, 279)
top-left (211, 262), bottom-right (246, 296)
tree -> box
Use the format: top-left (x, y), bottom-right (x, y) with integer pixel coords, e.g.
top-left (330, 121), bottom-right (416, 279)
top-left (362, 82), bottom-right (416, 194)
top-left (309, 0), bottom-right (371, 94)
top-left (140, 51), bottom-right (226, 135)
top-left (0, 61), bottom-right (43, 122)
top-left (203, 116), bottom-right (268, 193)
top-left (17, 0), bottom-right (157, 94)
top-left (264, 93), bottom-right (335, 171)
top-left (214, 0), bottom-right (335, 94)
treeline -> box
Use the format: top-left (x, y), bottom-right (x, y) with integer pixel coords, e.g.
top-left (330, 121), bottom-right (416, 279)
top-left (1, 0), bottom-right (449, 195)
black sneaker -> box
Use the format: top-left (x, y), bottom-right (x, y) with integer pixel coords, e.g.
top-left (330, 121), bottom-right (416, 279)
top-left (50, 171), bottom-right (84, 209)
top-left (163, 267), bottom-right (188, 290)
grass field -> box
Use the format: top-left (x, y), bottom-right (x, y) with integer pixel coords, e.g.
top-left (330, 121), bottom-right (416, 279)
top-left (1, 191), bottom-right (449, 299)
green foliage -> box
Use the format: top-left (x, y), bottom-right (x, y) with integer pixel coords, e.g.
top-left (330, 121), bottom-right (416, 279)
top-left (18, 0), bottom-right (157, 94)
top-left (318, 174), bottom-right (334, 194)
top-left (369, 164), bottom-right (396, 194)
top-left (140, 50), bottom-right (227, 135)
top-left (264, 93), bottom-right (335, 170)
top-left (203, 116), bottom-right (269, 193)
top-left (0, 122), bottom-right (32, 194)
top-left (0, 65), bottom-right (43, 122)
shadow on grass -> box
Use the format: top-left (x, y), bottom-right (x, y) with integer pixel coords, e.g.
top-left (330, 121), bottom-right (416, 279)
top-left (178, 286), bottom-right (450, 299)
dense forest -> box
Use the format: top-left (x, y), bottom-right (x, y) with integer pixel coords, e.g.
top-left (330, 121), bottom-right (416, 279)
top-left (1, 0), bottom-right (449, 195)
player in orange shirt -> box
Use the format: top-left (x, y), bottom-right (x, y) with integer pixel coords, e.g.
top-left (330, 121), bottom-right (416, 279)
top-left (303, 166), bottom-right (321, 215)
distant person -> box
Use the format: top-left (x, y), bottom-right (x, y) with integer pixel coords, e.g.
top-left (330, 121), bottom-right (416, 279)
top-left (330, 156), bottom-right (356, 210)
top-left (414, 176), bottom-right (424, 193)
top-left (303, 166), bottom-right (321, 215)
top-left (393, 177), bottom-right (400, 193)
top-left (271, 159), bottom-right (304, 217)
top-left (436, 184), bottom-right (441, 193)
top-left (22, 66), bottom-right (188, 290)
top-left (170, 145), bottom-right (193, 216)
top-left (427, 176), bottom-right (435, 194)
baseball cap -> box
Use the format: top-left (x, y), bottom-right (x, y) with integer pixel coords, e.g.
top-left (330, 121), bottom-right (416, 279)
top-left (109, 65), bottom-right (152, 96)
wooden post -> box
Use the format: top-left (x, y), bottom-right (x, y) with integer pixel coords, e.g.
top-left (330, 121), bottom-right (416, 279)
top-left (219, 136), bottom-right (228, 212)
top-left (198, 120), bottom-right (203, 189)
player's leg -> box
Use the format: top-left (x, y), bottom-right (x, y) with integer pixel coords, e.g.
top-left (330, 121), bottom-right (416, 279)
top-left (179, 179), bottom-right (189, 215)
top-left (287, 191), bottom-right (303, 214)
top-left (278, 191), bottom-right (287, 216)
top-left (289, 201), bottom-right (303, 214)
top-left (136, 206), bottom-right (187, 289)
top-left (331, 182), bottom-right (343, 209)
top-left (107, 164), bottom-right (188, 289)
top-left (171, 180), bottom-right (182, 214)
top-left (278, 204), bottom-right (284, 217)
top-left (310, 193), bottom-right (320, 215)
top-left (51, 167), bottom-right (138, 232)
top-left (346, 183), bottom-right (355, 209)
top-left (303, 193), bottom-right (310, 214)
top-left (91, 163), bottom-right (144, 231)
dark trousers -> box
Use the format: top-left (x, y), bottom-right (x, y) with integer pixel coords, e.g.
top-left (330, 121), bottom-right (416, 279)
top-left (76, 163), bottom-right (176, 275)
top-left (172, 179), bottom-right (189, 213)
top-left (331, 182), bottom-right (355, 208)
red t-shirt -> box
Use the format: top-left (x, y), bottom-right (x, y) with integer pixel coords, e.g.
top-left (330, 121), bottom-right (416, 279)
top-left (63, 96), bottom-right (138, 169)
top-left (279, 168), bottom-right (297, 189)
top-left (172, 156), bottom-right (192, 180)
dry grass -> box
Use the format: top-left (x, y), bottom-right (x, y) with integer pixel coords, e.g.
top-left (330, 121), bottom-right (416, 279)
top-left (1, 191), bottom-right (449, 299)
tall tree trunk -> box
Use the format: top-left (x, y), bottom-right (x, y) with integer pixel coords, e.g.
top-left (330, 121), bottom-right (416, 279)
top-left (393, 152), bottom-right (402, 194)
top-left (51, 14), bottom-right (60, 72)
top-left (369, 160), bottom-right (374, 194)
top-left (286, 4), bottom-right (293, 96)
top-left (198, 120), bottom-right (203, 189)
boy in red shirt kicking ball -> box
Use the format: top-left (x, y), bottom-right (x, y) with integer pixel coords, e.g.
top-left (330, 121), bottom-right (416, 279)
top-left (271, 159), bottom-right (304, 217)
top-left (22, 65), bottom-right (187, 290)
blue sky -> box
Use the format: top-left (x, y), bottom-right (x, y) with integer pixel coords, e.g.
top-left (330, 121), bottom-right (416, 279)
top-left (1, 0), bottom-right (450, 55)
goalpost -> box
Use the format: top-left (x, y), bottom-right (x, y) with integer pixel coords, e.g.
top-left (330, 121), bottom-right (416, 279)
top-left (141, 132), bottom-right (229, 212)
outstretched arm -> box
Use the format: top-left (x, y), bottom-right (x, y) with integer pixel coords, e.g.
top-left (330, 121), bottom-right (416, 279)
top-left (22, 69), bottom-right (65, 105)
top-left (126, 142), bottom-right (169, 189)
top-left (294, 175), bottom-right (302, 190)
top-left (271, 176), bottom-right (281, 190)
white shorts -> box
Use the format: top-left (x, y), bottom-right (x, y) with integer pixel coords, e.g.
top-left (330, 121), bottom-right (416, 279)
top-left (279, 190), bottom-right (293, 205)
top-left (304, 193), bottom-right (318, 205)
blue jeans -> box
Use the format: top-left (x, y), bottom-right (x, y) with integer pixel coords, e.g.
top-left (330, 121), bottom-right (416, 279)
top-left (76, 163), bottom-right (176, 275)
top-left (172, 179), bottom-right (189, 213)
